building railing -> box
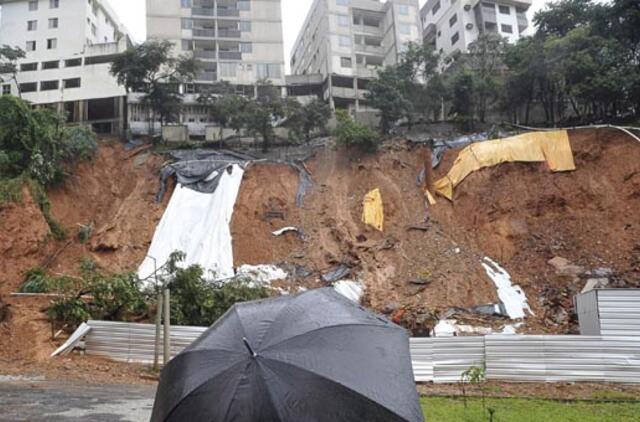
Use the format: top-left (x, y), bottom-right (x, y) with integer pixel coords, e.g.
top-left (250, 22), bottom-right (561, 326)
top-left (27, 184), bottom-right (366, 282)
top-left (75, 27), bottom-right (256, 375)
top-left (218, 29), bottom-right (241, 38)
top-left (218, 51), bottom-right (242, 60)
top-left (193, 28), bottom-right (217, 37)
top-left (196, 71), bottom-right (217, 81)
top-left (192, 7), bottom-right (215, 16)
top-left (217, 8), bottom-right (240, 17)
top-left (194, 50), bottom-right (218, 59)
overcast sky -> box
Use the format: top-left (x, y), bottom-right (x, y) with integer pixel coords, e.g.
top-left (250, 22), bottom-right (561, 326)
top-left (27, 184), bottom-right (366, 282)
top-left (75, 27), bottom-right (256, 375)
top-left (108, 0), bottom-right (547, 72)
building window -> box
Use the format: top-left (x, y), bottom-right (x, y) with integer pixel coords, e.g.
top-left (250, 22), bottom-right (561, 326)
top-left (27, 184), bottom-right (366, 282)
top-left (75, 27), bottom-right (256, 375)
top-left (340, 57), bottom-right (352, 68)
top-left (28, 0), bottom-right (38, 11)
top-left (337, 15), bottom-right (349, 27)
top-left (338, 35), bottom-right (351, 47)
top-left (240, 43), bottom-right (252, 53)
top-left (501, 24), bottom-right (513, 33)
top-left (2, 85), bottom-right (10, 95)
top-left (20, 62), bottom-right (38, 71)
top-left (451, 32), bottom-right (459, 45)
top-left (485, 22), bottom-right (497, 32)
top-left (219, 62), bottom-right (237, 78)
top-left (449, 13), bottom-right (457, 27)
top-left (49, 0), bottom-right (59, 9)
top-left (63, 78), bottom-right (81, 89)
top-left (91, 23), bottom-right (97, 36)
top-left (237, 1), bottom-right (250, 11)
top-left (432, 1), bottom-right (441, 15)
top-left (47, 38), bottom-right (57, 49)
top-left (20, 82), bottom-right (38, 93)
top-left (49, 18), bottom-right (59, 28)
top-left (336, 0), bottom-right (349, 5)
top-left (181, 18), bottom-right (193, 29)
top-left (65, 58), bottom-right (82, 67)
top-left (499, 5), bottom-right (510, 14)
top-left (398, 5), bottom-right (409, 15)
top-left (28, 20), bottom-right (38, 31)
top-left (482, 2), bottom-right (494, 10)
top-left (181, 40), bottom-right (193, 50)
top-left (256, 63), bottom-right (281, 79)
top-left (240, 21), bottom-right (251, 32)
top-left (181, 0), bottom-right (191, 7)
top-left (399, 23), bottom-right (411, 35)
top-left (26, 41), bottom-right (37, 51)
top-left (40, 80), bottom-right (59, 91)
top-left (42, 60), bottom-right (59, 69)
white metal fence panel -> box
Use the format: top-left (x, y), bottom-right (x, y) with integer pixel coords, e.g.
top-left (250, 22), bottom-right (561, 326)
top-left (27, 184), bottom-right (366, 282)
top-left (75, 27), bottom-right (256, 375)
top-left (409, 338), bottom-right (433, 382)
top-left (431, 337), bottom-right (485, 383)
top-left (597, 289), bottom-right (640, 337)
top-left (486, 335), bottom-right (640, 383)
top-left (84, 320), bottom-right (205, 364)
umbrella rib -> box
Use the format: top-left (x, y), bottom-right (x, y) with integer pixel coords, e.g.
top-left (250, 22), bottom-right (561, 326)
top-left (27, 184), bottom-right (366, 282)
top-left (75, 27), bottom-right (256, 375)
top-left (261, 323), bottom-right (396, 351)
top-left (260, 356), bottom-right (410, 422)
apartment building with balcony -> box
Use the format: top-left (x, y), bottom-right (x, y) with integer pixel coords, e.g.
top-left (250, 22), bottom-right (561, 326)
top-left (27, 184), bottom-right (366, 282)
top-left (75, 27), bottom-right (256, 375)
top-left (0, 0), bottom-right (133, 134)
top-left (146, 0), bottom-right (285, 90)
top-left (420, 0), bottom-right (531, 57)
top-left (290, 0), bottom-right (422, 113)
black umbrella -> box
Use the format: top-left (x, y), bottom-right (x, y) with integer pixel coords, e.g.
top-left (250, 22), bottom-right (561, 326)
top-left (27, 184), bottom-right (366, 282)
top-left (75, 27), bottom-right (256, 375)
top-left (151, 288), bottom-right (424, 422)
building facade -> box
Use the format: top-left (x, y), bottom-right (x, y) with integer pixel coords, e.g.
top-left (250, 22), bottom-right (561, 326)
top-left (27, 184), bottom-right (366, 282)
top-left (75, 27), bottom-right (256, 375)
top-left (290, 0), bottom-right (422, 112)
top-left (420, 0), bottom-right (532, 57)
top-left (146, 0), bottom-right (286, 89)
top-left (0, 0), bottom-right (132, 135)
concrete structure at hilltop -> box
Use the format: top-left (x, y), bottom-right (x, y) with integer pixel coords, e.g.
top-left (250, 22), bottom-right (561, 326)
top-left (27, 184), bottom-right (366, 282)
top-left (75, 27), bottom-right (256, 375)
top-left (290, 0), bottom-right (422, 113)
top-left (0, 0), bottom-right (133, 135)
top-left (420, 0), bottom-right (532, 56)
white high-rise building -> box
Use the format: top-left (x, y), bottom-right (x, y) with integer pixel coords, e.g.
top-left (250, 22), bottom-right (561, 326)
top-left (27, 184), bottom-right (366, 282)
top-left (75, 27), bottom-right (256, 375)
top-left (0, 0), bottom-right (133, 135)
top-left (146, 0), bottom-right (286, 89)
top-left (420, 0), bottom-right (532, 57)
top-left (290, 0), bottom-right (422, 112)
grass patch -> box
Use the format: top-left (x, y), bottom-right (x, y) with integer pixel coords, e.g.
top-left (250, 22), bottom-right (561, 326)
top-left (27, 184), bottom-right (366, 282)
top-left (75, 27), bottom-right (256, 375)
top-left (421, 396), bottom-right (640, 422)
top-left (0, 176), bottom-right (25, 205)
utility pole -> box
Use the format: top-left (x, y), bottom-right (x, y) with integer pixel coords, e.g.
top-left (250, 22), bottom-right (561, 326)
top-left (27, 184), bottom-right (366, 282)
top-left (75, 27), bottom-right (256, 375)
top-left (153, 290), bottom-right (163, 371)
top-left (163, 287), bottom-right (171, 365)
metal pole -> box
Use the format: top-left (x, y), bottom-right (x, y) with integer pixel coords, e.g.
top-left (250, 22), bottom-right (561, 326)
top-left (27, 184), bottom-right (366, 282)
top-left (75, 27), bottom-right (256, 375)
top-left (153, 291), bottom-right (163, 371)
top-left (163, 287), bottom-right (171, 365)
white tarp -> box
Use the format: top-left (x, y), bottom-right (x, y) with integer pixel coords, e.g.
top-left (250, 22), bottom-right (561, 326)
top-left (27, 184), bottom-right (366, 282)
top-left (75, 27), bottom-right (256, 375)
top-left (138, 165), bottom-right (245, 283)
top-left (235, 265), bottom-right (288, 286)
top-left (333, 280), bottom-right (364, 303)
top-left (482, 257), bottom-right (533, 319)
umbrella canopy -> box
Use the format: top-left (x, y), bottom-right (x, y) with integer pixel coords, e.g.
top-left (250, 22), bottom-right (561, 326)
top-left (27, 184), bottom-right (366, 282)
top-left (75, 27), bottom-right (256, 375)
top-left (151, 288), bottom-right (424, 422)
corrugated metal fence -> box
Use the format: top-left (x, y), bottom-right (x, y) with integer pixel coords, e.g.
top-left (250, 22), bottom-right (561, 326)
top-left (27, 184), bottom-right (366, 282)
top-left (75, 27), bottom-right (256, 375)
top-left (83, 321), bottom-right (640, 384)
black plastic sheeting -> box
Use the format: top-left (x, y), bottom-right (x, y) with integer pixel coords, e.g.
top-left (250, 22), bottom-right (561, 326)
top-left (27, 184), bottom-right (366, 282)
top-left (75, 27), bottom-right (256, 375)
top-left (151, 288), bottom-right (424, 422)
top-left (156, 150), bottom-right (254, 202)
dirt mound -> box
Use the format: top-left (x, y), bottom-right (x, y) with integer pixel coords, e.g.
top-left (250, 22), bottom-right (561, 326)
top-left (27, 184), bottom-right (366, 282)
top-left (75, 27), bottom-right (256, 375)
top-left (0, 140), bottom-right (167, 370)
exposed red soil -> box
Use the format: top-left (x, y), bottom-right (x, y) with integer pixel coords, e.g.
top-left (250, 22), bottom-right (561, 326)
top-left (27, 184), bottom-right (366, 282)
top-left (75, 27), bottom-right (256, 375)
top-left (0, 140), bottom-right (168, 374)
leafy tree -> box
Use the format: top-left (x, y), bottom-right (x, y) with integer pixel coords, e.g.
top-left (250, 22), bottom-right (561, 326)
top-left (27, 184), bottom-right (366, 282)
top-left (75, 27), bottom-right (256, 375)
top-left (334, 109), bottom-right (380, 152)
top-left (365, 66), bottom-right (412, 134)
top-left (198, 84), bottom-right (248, 145)
top-left (243, 81), bottom-right (285, 152)
top-left (0, 45), bottom-right (26, 98)
top-left (533, 0), bottom-right (597, 37)
top-left (450, 71), bottom-right (475, 130)
top-left (110, 40), bottom-right (197, 129)
top-left (284, 98), bottom-right (331, 142)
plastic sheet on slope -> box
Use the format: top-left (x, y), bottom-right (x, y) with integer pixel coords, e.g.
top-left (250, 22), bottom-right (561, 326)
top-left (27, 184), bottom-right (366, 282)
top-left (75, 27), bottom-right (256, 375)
top-left (235, 265), bottom-right (288, 286)
top-left (138, 164), bottom-right (245, 283)
top-left (362, 188), bottom-right (384, 231)
top-left (333, 280), bottom-right (364, 303)
top-left (434, 130), bottom-right (575, 200)
top-left (482, 257), bottom-right (533, 320)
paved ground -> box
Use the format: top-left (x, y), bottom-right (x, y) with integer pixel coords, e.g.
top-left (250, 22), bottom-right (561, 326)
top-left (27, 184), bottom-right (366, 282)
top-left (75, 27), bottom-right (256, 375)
top-left (0, 378), bottom-right (156, 422)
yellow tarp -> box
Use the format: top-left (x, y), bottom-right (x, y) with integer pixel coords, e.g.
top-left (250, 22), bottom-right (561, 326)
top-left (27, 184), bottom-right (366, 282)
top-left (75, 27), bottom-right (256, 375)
top-left (362, 188), bottom-right (384, 231)
top-left (434, 130), bottom-right (575, 200)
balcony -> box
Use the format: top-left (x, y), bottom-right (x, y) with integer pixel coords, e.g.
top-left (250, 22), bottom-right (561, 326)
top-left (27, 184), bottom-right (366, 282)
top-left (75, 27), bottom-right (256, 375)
top-left (218, 51), bottom-right (242, 60)
top-left (194, 50), bottom-right (218, 59)
top-left (193, 28), bottom-right (216, 37)
top-left (192, 7), bottom-right (215, 16)
top-left (218, 29), bottom-right (241, 38)
top-left (196, 71), bottom-right (217, 81)
top-left (217, 8), bottom-right (240, 17)
top-left (354, 44), bottom-right (384, 55)
top-left (352, 24), bottom-right (382, 36)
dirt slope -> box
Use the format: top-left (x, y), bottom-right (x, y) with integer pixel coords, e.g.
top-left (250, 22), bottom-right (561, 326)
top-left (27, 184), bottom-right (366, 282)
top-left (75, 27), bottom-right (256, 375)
top-left (0, 140), bottom-right (168, 368)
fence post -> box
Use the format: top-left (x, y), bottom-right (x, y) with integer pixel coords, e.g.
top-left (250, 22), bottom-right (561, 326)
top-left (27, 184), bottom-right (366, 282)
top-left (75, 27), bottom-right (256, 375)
top-left (163, 288), bottom-right (171, 365)
top-left (153, 291), bottom-right (163, 370)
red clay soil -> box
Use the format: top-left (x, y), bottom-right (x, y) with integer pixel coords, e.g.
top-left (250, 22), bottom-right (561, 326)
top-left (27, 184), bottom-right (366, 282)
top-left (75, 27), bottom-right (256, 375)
top-left (230, 128), bottom-right (640, 334)
top-left (0, 140), bottom-right (168, 375)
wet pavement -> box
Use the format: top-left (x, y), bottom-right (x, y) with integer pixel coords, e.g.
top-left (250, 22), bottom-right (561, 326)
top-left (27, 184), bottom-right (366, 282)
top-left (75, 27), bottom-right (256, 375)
top-left (0, 378), bottom-right (156, 421)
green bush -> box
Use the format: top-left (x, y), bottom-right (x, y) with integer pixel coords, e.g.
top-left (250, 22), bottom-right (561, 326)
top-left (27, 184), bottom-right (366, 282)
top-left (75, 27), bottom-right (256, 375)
top-left (63, 126), bottom-right (98, 162)
top-left (20, 267), bottom-right (51, 293)
top-left (334, 109), bottom-right (380, 152)
top-left (0, 176), bottom-right (24, 205)
top-left (47, 297), bottom-right (91, 328)
top-left (89, 272), bottom-right (146, 321)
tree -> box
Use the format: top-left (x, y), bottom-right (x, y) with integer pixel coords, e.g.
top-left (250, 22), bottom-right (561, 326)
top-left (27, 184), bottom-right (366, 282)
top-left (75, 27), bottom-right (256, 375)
top-left (533, 0), bottom-right (597, 38)
top-left (110, 40), bottom-right (197, 130)
top-left (243, 81), bottom-right (285, 152)
top-left (334, 109), bottom-right (380, 152)
top-left (0, 45), bottom-right (26, 98)
top-left (198, 84), bottom-right (248, 146)
top-left (284, 98), bottom-right (331, 142)
top-left (365, 66), bottom-right (412, 133)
